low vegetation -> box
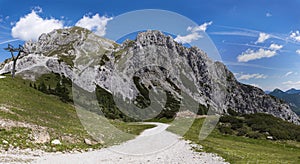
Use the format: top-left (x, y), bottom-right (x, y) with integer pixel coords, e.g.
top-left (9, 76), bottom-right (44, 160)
top-left (133, 76), bottom-right (181, 120)
top-left (95, 85), bottom-right (135, 122)
top-left (168, 115), bottom-right (300, 163)
top-left (0, 75), bottom-right (154, 152)
top-left (32, 73), bottom-right (72, 102)
top-left (218, 113), bottom-right (300, 141)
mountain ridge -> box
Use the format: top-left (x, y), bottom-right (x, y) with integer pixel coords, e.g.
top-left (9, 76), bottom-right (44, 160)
top-left (286, 88), bottom-right (300, 94)
top-left (269, 88), bottom-right (300, 116)
top-left (1, 26), bottom-right (299, 124)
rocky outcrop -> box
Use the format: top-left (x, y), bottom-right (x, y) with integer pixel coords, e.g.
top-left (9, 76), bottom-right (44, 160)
top-left (0, 27), bottom-right (299, 124)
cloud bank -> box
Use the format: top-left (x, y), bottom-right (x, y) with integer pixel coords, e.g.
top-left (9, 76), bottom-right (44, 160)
top-left (11, 10), bottom-right (63, 41)
top-left (11, 9), bottom-right (112, 41)
top-left (75, 14), bottom-right (112, 37)
top-left (237, 43), bottom-right (282, 62)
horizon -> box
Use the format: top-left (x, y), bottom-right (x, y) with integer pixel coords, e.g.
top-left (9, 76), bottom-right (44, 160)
top-left (268, 87), bottom-right (300, 92)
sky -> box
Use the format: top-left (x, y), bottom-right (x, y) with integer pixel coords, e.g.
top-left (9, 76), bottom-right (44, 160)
top-left (0, 0), bottom-right (300, 91)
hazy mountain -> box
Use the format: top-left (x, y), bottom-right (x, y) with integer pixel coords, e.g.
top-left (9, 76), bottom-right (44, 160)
top-left (286, 88), bottom-right (300, 95)
top-left (269, 88), bottom-right (300, 116)
top-left (0, 26), bottom-right (299, 124)
top-left (264, 90), bottom-right (271, 94)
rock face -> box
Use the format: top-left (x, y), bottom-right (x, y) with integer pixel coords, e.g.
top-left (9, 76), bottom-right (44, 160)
top-left (0, 27), bottom-right (299, 124)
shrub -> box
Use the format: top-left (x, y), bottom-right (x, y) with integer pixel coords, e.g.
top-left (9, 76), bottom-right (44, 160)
top-left (218, 113), bottom-right (300, 142)
top-left (95, 85), bottom-right (134, 121)
top-left (219, 115), bottom-right (243, 124)
top-left (246, 132), bottom-right (262, 139)
top-left (218, 125), bottom-right (233, 135)
top-left (236, 127), bottom-right (248, 136)
top-left (197, 104), bottom-right (208, 115)
top-left (227, 108), bottom-right (238, 116)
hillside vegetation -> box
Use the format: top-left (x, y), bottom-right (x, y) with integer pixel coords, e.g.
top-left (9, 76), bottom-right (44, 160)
top-left (0, 74), bottom-right (154, 152)
top-left (218, 112), bottom-right (300, 141)
top-left (168, 116), bottom-right (300, 163)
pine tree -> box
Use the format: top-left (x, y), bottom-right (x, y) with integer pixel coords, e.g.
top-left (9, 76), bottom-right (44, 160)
top-left (39, 81), bottom-right (47, 93)
top-left (48, 85), bottom-right (52, 94)
top-left (55, 82), bottom-right (62, 96)
top-left (60, 83), bottom-right (70, 102)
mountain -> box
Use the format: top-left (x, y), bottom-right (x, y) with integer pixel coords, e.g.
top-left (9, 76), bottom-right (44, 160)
top-left (271, 88), bottom-right (285, 94)
top-left (0, 26), bottom-right (299, 124)
top-left (269, 88), bottom-right (300, 116)
top-left (264, 90), bottom-right (271, 94)
top-left (286, 88), bottom-right (300, 95)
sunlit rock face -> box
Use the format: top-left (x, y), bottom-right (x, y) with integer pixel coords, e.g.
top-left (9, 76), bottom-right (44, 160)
top-left (1, 27), bottom-right (299, 124)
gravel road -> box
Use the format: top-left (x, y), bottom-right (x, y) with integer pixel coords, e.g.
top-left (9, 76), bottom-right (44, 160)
top-left (31, 122), bottom-right (227, 164)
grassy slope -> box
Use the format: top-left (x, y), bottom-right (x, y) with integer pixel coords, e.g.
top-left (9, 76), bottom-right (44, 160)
top-left (168, 118), bottom-right (300, 164)
top-left (3, 74), bottom-right (299, 162)
top-left (0, 75), bottom-right (154, 151)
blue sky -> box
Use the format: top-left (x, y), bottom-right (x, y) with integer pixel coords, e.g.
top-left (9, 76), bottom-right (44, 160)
top-left (1, 0), bottom-right (300, 91)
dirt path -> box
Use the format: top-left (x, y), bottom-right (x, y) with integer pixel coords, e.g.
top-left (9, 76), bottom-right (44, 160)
top-left (31, 122), bottom-right (227, 164)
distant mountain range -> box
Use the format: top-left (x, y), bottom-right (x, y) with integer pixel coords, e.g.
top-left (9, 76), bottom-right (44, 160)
top-left (269, 88), bottom-right (300, 116)
top-left (286, 88), bottom-right (300, 94)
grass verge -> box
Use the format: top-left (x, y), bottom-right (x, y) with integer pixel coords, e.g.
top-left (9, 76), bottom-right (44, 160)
top-left (168, 118), bottom-right (300, 163)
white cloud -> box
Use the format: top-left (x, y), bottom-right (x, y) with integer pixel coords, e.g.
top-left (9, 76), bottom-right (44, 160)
top-left (266, 12), bottom-right (272, 17)
top-left (187, 21), bottom-right (212, 33)
top-left (237, 48), bottom-right (277, 62)
top-left (174, 32), bottom-right (202, 44)
top-left (11, 10), bottom-right (64, 41)
top-left (210, 31), bottom-right (257, 37)
top-left (256, 32), bottom-right (270, 43)
top-left (282, 81), bottom-right (300, 89)
top-left (269, 43), bottom-right (283, 50)
top-left (249, 83), bottom-right (262, 88)
top-left (11, 10), bottom-right (112, 41)
top-left (237, 43), bottom-right (282, 62)
top-left (296, 49), bottom-right (300, 55)
top-left (175, 21), bottom-right (212, 44)
top-left (290, 31), bottom-right (300, 42)
top-left (75, 14), bottom-right (112, 37)
top-left (0, 39), bottom-right (20, 45)
top-left (284, 71), bottom-right (293, 77)
top-left (237, 73), bottom-right (267, 80)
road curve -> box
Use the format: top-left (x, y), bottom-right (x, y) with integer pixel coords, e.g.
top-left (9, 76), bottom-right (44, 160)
top-left (32, 122), bottom-right (227, 164)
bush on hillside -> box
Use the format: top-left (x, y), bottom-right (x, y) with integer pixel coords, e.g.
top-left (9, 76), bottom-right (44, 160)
top-left (218, 113), bottom-right (300, 142)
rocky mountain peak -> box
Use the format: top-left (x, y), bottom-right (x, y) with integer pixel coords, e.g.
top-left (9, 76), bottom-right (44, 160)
top-left (136, 30), bottom-right (175, 47)
top-left (0, 28), bottom-right (299, 124)
top-left (24, 27), bottom-right (90, 55)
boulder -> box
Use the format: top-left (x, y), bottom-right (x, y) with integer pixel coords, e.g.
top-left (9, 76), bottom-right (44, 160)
top-left (51, 139), bottom-right (61, 145)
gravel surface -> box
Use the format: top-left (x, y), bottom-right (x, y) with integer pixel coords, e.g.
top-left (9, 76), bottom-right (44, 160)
top-left (30, 122), bottom-right (227, 164)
